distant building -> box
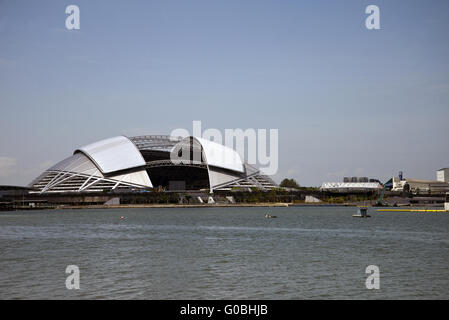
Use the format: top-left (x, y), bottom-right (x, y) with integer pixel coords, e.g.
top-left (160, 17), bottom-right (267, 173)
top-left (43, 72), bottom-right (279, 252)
top-left (343, 177), bottom-right (378, 183)
top-left (392, 177), bottom-right (449, 194)
top-left (0, 185), bottom-right (34, 197)
top-left (320, 182), bottom-right (380, 193)
top-left (437, 168), bottom-right (449, 183)
top-left (321, 176), bottom-right (383, 192)
top-left (305, 195), bottom-right (321, 203)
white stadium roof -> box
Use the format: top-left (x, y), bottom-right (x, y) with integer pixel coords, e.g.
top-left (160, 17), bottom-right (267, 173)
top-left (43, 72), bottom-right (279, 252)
top-left (30, 152), bottom-right (152, 193)
top-left (193, 137), bottom-right (244, 173)
top-left (75, 136), bottom-right (146, 174)
top-left (29, 135), bottom-right (276, 193)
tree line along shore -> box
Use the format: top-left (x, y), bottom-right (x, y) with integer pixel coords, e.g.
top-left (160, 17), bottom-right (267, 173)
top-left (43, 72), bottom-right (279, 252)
top-left (1, 187), bottom-right (445, 211)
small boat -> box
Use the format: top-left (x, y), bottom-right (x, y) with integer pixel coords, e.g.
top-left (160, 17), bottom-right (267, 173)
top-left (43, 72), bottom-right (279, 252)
top-left (353, 207), bottom-right (371, 218)
top-left (265, 214), bottom-right (277, 219)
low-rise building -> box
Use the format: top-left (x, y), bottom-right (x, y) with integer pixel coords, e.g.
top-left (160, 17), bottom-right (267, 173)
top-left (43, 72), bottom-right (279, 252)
top-left (320, 182), bottom-right (380, 193)
top-left (437, 168), bottom-right (449, 183)
top-left (392, 177), bottom-right (449, 194)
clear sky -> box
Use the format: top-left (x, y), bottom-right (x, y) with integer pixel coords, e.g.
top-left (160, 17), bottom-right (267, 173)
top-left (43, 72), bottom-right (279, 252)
top-left (0, 0), bottom-right (448, 186)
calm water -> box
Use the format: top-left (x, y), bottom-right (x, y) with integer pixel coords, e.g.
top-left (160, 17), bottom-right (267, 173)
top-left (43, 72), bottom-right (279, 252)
top-left (1, 206), bottom-right (449, 299)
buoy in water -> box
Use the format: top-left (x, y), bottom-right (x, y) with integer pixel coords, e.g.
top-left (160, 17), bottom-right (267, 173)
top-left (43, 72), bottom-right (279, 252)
top-left (353, 207), bottom-right (371, 218)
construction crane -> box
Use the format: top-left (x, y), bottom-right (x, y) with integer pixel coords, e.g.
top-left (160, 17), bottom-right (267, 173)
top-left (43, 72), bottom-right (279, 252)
top-left (376, 178), bottom-right (392, 206)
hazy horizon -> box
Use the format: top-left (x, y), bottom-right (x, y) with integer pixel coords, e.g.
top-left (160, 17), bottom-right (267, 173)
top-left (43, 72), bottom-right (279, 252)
top-left (1, 0), bottom-right (448, 187)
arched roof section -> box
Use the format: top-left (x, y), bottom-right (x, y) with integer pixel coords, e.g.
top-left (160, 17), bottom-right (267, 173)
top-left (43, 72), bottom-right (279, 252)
top-left (183, 137), bottom-right (244, 173)
top-left (74, 136), bottom-right (146, 174)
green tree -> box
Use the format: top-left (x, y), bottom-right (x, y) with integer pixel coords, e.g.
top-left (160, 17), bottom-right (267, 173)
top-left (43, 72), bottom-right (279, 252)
top-left (280, 178), bottom-right (300, 189)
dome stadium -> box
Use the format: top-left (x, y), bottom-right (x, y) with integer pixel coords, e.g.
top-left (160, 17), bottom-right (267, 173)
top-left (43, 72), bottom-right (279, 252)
top-left (29, 135), bottom-right (277, 194)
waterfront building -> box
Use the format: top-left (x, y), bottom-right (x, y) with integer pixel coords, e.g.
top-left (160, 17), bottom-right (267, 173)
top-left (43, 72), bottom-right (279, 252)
top-left (437, 168), bottom-right (449, 183)
top-left (391, 177), bottom-right (449, 194)
top-left (320, 182), bottom-right (381, 193)
top-left (29, 135), bottom-right (277, 194)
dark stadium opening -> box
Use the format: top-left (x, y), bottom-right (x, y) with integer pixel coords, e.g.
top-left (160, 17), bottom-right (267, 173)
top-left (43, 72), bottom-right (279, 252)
top-left (139, 150), bottom-right (172, 162)
top-left (146, 166), bottom-right (210, 191)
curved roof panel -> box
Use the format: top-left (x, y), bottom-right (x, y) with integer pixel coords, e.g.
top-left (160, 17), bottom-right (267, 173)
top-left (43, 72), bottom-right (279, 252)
top-left (75, 136), bottom-right (146, 174)
top-left (29, 152), bottom-right (152, 192)
top-left (194, 137), bottom-right (244, 173)
top-left (51, 152), bottom-right (101, 177)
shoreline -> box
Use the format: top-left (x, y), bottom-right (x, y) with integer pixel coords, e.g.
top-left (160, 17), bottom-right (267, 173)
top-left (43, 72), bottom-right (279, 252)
top-left (3, 203), bottom-right (444, 212)
top-left (57, 203), bottom-right (292, 210)
top-left (3, 202), bottom-right (360, 211)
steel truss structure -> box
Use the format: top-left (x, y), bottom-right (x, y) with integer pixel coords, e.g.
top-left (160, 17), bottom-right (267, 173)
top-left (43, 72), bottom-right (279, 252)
top-left (30, 135), bottom-right (278, 193)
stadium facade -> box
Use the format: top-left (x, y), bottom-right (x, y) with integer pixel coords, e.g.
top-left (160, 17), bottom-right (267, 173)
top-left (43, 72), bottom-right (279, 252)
top-left (29, 135), bottom-right (277, 194)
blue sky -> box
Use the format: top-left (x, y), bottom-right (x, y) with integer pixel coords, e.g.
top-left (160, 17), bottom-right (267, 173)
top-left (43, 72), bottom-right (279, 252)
top-left (0, 0), bottom-right (448, 186)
